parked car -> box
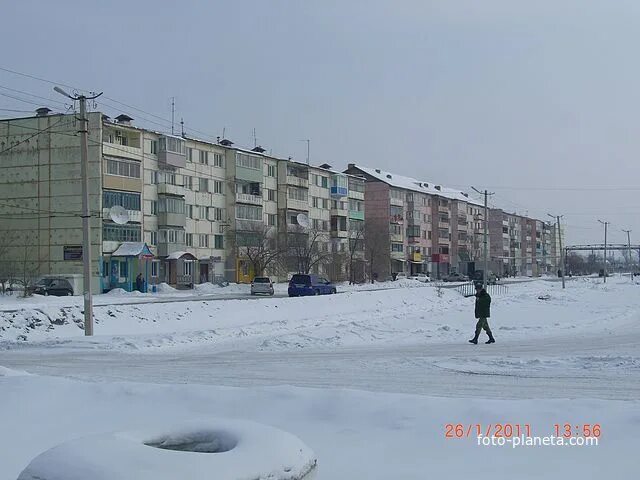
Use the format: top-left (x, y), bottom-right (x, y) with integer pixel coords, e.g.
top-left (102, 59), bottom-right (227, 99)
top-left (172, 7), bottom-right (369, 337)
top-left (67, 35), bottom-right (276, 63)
top-left (472, 270), bottom-right (498, 285)
top-left (394, 272), bottom-right (408, 281)
top-left (250, 276), bottom-right (274, 296)
top-left (409, 273), bottom-right (431, 282)
top-left (442, 272), bottom-right (469, 282)
top-left (288, 274), bottom-right (337, 297)
top-left (30, 277), bottom-right (74, 296)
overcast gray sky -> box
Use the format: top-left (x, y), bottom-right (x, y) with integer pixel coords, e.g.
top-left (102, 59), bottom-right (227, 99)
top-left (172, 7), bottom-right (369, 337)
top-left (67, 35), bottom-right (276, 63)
top-left (2, 0), bottom-right (639, 245)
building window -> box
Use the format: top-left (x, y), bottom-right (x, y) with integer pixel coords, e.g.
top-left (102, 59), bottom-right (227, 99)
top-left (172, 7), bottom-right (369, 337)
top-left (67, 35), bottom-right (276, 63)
top-left (236, 153), bottom-right (261, 169)
top-left (321, 176), bottom-right (328, 188)
top-left (158, 196), bottom-right (185, 214)
top-left (182, 175), bottom-right (192, 189)
top-left (267, 214), bottom-right (276, 226)
top-left (322, 199), bottom-right (329, 209)
top-left (186, 205), bottom-right (193, 218)
top-left (288, 187), bottom-right (308, 202)
top-left (214, 180), bottom-right (224, 195)
top-left (150, 201), bottom-right (157, 215)
top-left (236, 204), bottom-right (262, 221)
top-left (186, 148), bottom-right (193, 162)
top-left (199, 150), bottom-right (209, 164)
top-left (199, 234), bottom-right (209, 248)
top-left (120, 260), bottom-right (128, 277)
top-left (214, 235), bottom-right (224, 249)
top-left (199, 178), bottom-right (209, 192)
top-left (391, 243), bottom-right (404, 253)
top-left (150, 140), bottom-right (158, 154)
top-left (213, 153), bottom-right (224, 167)
top-left (104, 158), bottom-right (141, 178)
top-left (151, 262), bottom-right (158, 277)
top-left (103, 190), bottom-right (141, 211)
top-left (348, 178), bottom-right (364, 193)
top-left (150, 231), bottom-right (157, 245)
top-left (267, 164), bottom-right (276, 177)
top-left (183, 261), bottom-right (192, 276)
top-left (186, 233), bottom-right (193, 246)
top-left (103, 223), bottom-right (141, 242)
top-left (267, 189), bottom-right (276, 202)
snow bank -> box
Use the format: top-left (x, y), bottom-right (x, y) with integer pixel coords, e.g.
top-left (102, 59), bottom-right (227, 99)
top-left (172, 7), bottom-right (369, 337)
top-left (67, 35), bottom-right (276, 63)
top-left (1, 278), bottom-right (639, 352)
top-left (1, 374), bottom-right (637, 480)
top-left (0, 365), bottom-right (30, 377)
top-left (18, 419), bottom-right (316, 480)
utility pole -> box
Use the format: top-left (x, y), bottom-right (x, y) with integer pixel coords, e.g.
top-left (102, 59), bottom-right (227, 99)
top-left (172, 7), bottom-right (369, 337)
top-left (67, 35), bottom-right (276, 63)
top-left (598, 220), bottom-right (609, 283)
top-left (622, 229), bottom-right (632, 279)
top-left (54, 87), bottom-right (103, 336)
top-left (548, 214), bottom-right (565, 289)
top-left (472, 187), bottom-right (495, 289)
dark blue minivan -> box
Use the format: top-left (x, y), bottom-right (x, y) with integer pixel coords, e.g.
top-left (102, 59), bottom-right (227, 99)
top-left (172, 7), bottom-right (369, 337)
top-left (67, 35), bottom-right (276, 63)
top-left (288, 274), bottom-right (337, 297)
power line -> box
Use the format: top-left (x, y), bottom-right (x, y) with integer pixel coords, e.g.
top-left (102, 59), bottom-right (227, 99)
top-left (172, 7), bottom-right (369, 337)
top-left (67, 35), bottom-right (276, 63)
top-left (0, 116), bottom-right (72, 155)
top-left (0, 84), bottom-right (69, 108)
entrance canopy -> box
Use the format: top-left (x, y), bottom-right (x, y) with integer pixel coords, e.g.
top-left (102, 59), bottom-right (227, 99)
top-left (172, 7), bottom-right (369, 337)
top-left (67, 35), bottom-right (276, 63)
top-left (165, 251), bottom-right (197, 261)
top-left (111, 242), bottom-right (154, 258)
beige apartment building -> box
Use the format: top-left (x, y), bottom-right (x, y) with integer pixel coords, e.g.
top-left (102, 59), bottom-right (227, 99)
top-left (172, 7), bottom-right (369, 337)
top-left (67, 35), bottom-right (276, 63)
top-left (0, 109), bottom-right (366, 292)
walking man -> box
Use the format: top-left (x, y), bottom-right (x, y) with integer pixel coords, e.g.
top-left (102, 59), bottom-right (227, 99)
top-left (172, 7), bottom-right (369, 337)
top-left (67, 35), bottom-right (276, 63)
top-left (469, 283), bottom-right (495, 344)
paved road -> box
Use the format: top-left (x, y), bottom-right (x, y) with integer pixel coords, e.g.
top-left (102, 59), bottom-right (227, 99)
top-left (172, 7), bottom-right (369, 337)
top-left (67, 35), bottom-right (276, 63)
top-left (1, 330), bottom-right (637, 401)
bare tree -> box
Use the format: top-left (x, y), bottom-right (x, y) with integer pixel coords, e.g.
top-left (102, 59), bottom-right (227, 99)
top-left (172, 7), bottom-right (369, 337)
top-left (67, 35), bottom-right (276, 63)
top-left (346, 222), bottom-right (365, 284)
top-left (0, 231), bottom-right (17, 294)
top-left (286, 225), bottom-right (332, 274)
top-left (16, 243), bottom-right (44, 297)
top-left (226, 221), bottom-right (282, 278)
top-left (364, 222), bottom-right (390, 283)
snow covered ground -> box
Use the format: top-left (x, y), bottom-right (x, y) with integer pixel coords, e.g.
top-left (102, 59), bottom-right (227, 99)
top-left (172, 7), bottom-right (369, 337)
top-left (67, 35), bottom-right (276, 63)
top-left (1, 276), bottom-right (638, 479)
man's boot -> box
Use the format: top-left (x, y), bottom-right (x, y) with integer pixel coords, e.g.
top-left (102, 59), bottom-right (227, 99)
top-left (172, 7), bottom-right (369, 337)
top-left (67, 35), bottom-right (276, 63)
top-left (468, 333), bottom-right (479, 344)
top-left (485, 332), bottom-right (495, 344)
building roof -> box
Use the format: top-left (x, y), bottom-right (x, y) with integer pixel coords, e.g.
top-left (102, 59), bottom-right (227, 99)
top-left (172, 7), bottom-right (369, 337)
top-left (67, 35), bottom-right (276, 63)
top-left (166, 251), bottom-right (197, 260)
top-left (349, 165), bottom-right (483, 206)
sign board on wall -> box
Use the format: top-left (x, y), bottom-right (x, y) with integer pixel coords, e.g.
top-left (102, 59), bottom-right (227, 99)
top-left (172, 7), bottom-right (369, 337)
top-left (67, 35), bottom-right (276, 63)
top-left (63, 246), bottom-right (83, 261)
top-left (431, 253), bottom-right (450, 264)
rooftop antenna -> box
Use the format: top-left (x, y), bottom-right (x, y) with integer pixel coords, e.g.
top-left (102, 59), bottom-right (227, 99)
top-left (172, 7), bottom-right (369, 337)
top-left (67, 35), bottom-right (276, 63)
top-left (171, 97), bottom-right (175, 135)
top-left (180, 117), bottom-right (185, 137)
top-left (222, 127), bottom-right (226, 139)
top-left (300, 139), bottom-right (310, 165)
top-left (252, 128), bottom-right (257, 147)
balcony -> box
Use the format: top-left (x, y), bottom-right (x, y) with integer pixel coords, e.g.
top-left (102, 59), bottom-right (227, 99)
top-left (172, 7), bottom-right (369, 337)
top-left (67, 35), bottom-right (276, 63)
top-left (390, 197), bottom-right (404, 207)
top-left (158, 212), bottom-right (186, 227)
top-left (102, 208), bottom-right (142, 224)
top-left (390, 251), bottom-right (405, 261)
top-left (390, 233), bottom-right (403, 243)
top-left (408, 237), bottom-right (421, 244)
top-left (287, 198), bottom-right (309, 211)
top-left (235, 192), bottom-right (263, 206)
top-left (349, 210), bottom-right (364, 221)
top-left (438, 205), bottom-right (449, 213)
top-left (438, 222), bottom-right (450, 229)
top-left (157, 241), bottom-right (187, 257)
top-left (158, 135), bottom-right (186, 168)
top-left (330, 230), bottom-right (348, 239)
top-left (286, 175), bottom-right (309, 188)
top-left (158, 183), bottom-right (185, 197)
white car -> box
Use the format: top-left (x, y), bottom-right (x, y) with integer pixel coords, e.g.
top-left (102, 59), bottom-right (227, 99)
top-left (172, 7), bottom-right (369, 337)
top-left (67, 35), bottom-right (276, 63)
top-left (395, 272), bottom-right (408, 281)
top-left (250, 276), bottom-right (274, 295)
top-left (410, 273), bottom-right (431, 282)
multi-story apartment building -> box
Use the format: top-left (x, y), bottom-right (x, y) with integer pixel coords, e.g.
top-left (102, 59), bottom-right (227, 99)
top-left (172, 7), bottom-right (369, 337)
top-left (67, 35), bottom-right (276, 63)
top-left (0, 109), bottom-right (366, 291)
top-left (488, 209), bottom-right (559, 276)
top-left (344, 164), bottom-right (483, 279)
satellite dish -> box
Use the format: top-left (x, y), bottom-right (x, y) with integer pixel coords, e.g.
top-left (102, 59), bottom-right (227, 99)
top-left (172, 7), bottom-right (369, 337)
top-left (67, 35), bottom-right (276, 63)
top-left (296, 213), bottom-right (310, 228)
top-left (109, 205), bottom-right (130, 225)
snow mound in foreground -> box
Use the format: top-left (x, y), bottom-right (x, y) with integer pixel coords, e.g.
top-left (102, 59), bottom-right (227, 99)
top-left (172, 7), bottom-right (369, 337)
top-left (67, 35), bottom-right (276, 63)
top-left (18, 419), bottom-right (317, 480)
top-left (0, 365), bottom-right (31, 377)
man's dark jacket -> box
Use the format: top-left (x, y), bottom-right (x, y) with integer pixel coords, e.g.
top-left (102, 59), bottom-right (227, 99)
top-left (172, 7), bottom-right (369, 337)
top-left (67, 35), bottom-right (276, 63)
top-left (475, 289), bottom-right (491, 318)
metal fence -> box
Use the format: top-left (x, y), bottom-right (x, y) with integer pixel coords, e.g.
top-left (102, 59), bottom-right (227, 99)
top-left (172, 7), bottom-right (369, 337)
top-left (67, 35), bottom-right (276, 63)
top-left (451, 281), bottom-right (509, 297)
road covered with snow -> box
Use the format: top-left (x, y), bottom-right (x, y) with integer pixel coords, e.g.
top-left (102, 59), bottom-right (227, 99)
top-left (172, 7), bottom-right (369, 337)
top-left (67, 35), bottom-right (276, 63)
top-left (1, 277), bottom-right (638, 478)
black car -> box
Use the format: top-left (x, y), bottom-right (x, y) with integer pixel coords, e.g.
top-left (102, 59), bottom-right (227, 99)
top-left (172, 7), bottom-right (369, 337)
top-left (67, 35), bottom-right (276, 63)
top-left (31, 278), bottom-right (74, 296)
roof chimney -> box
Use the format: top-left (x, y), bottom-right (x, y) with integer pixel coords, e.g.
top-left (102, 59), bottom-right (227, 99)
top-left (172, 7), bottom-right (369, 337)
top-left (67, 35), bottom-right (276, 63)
top-left (375, 169), bottom-right (381, 173)
top-left (386, 174), bottom-right (392, 179)
top-left (35, 107), bottom-right (51, 117)
top-left (435, 185), bottom-right (441, 191)
top-left (115, 114), bottom-right (133, 125)
top-left (219, 139), bottom-right (234, 146)
top-left (251, 145), bottom-right (266, 153)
